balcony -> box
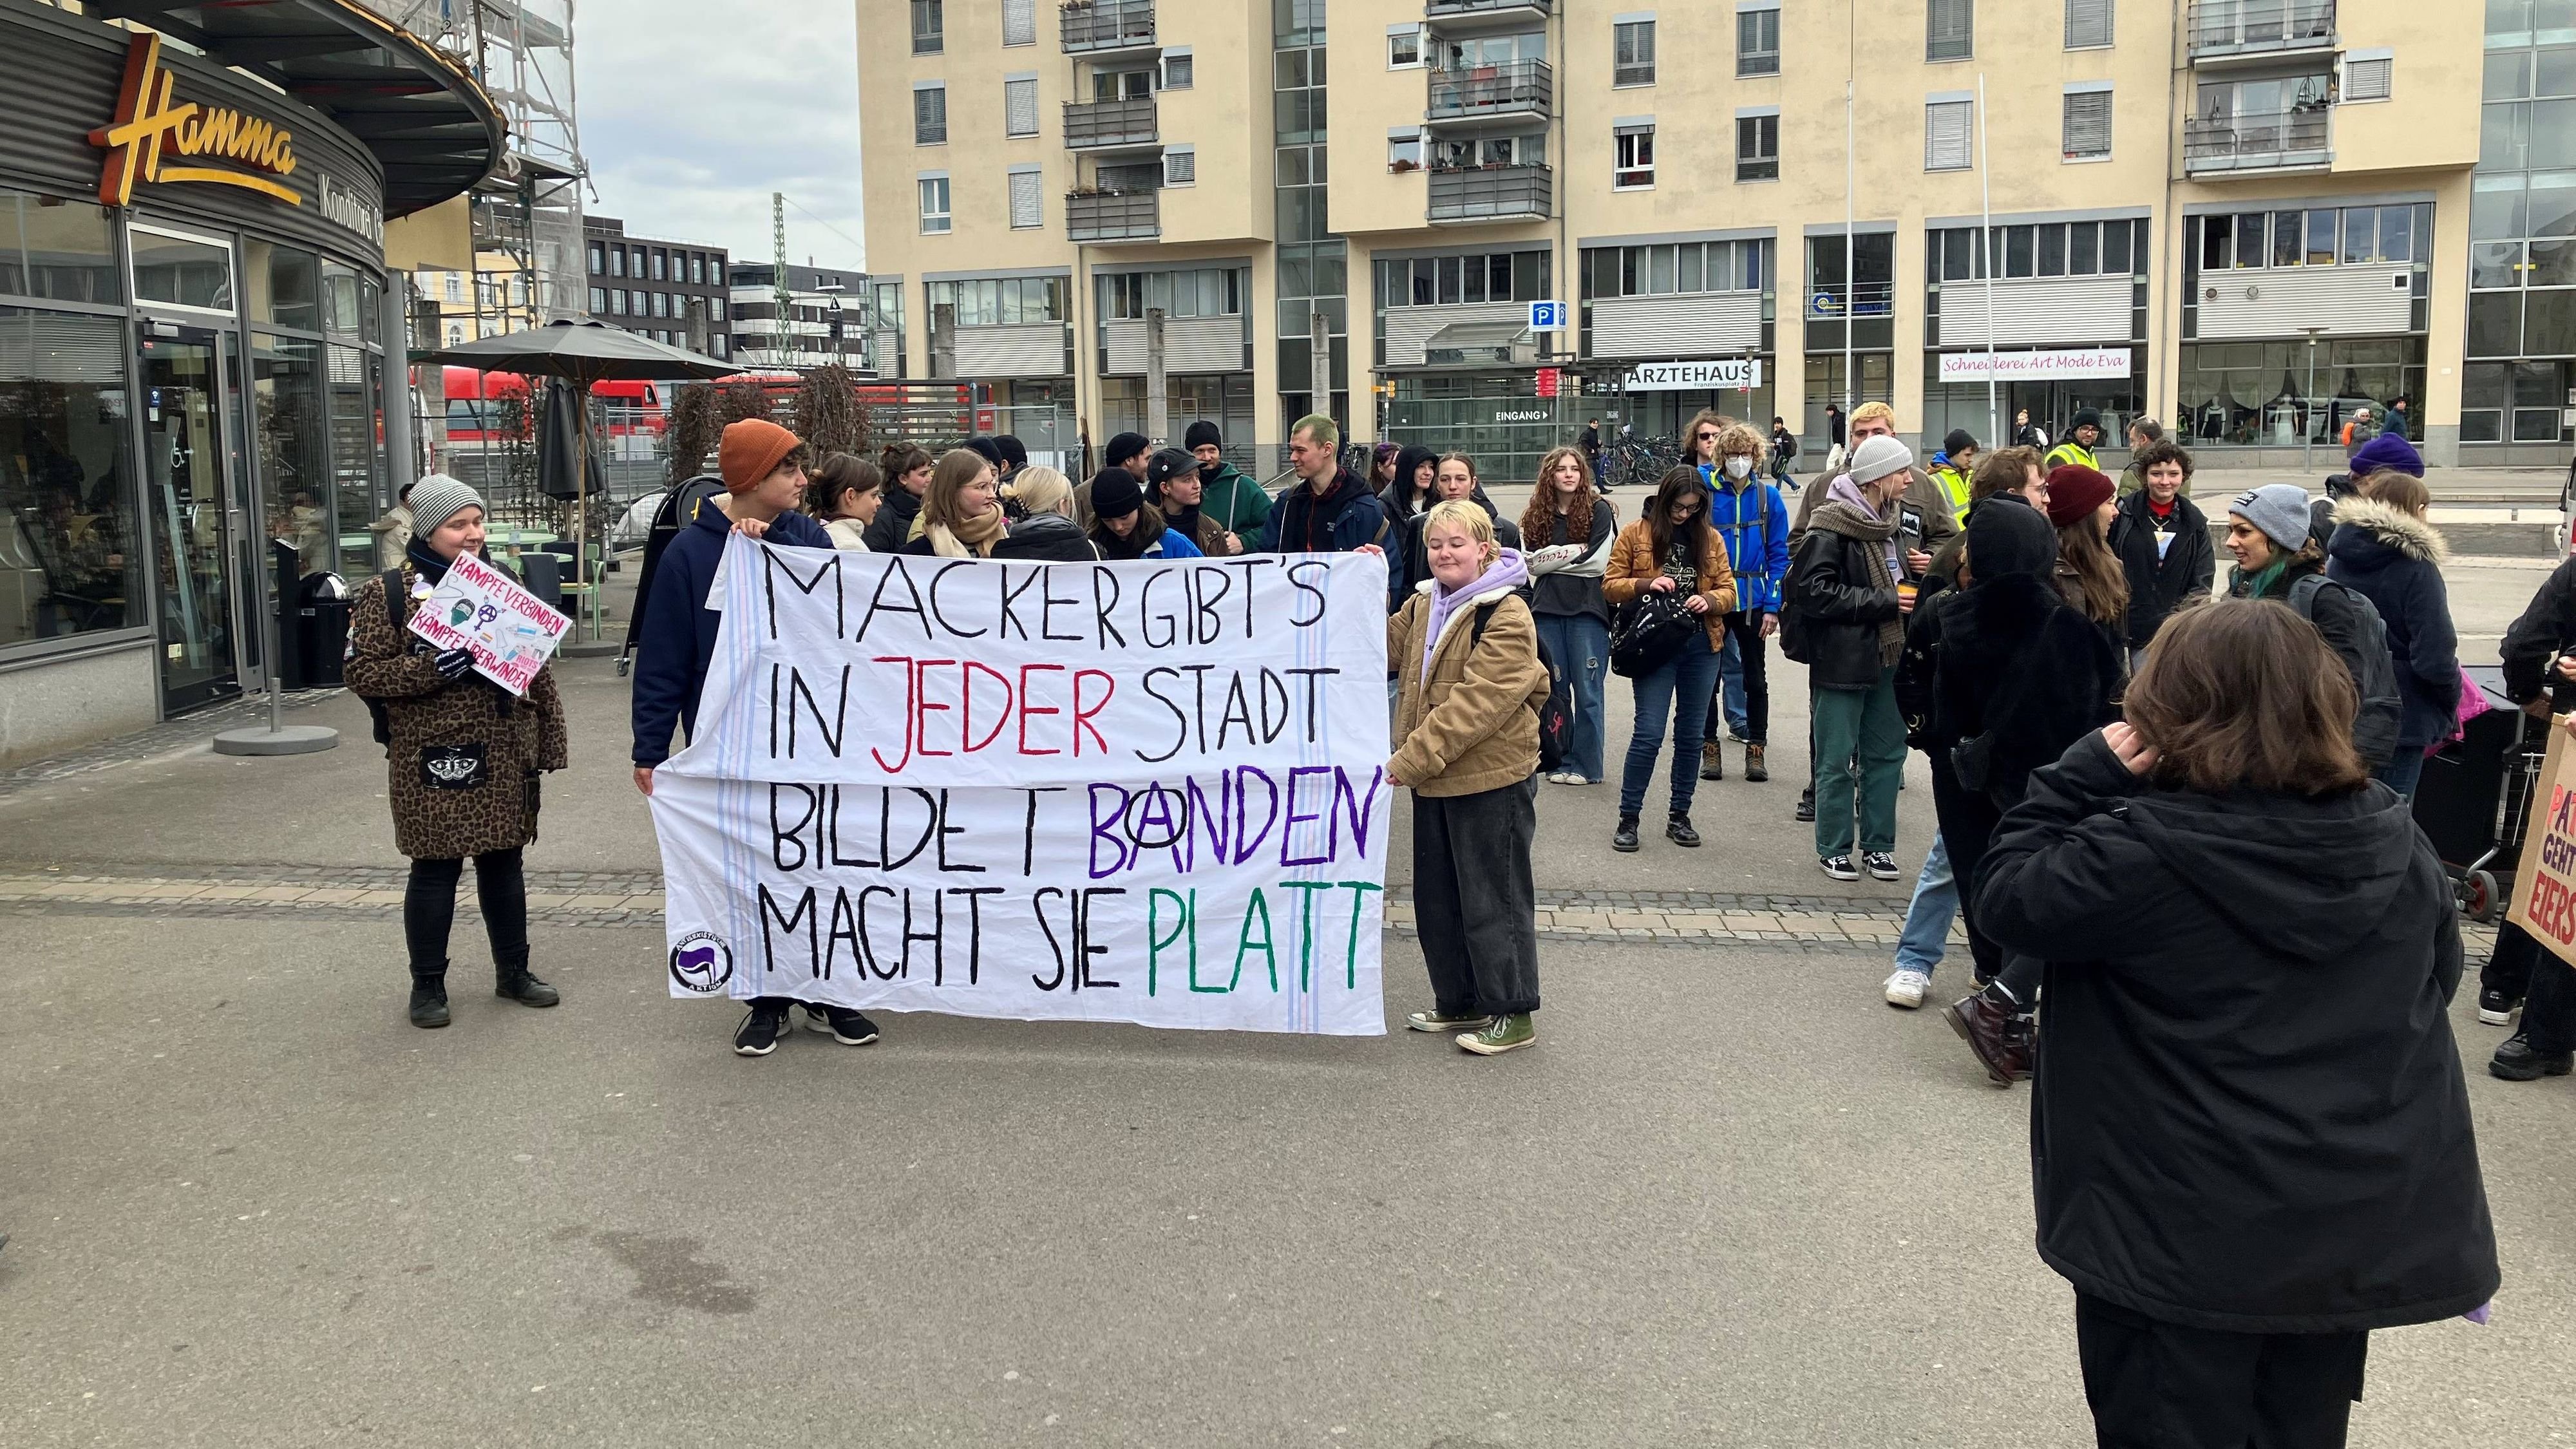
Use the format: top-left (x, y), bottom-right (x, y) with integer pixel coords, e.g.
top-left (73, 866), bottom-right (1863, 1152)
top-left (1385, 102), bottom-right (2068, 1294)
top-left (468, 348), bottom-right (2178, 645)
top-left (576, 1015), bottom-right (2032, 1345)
top-left (1425, 59), bottom-right (1553, 126)
top-left (1061, 0), bottom-right (1156, 55)
top-left (1426, 162), bottom-right (1551, 223)
top-left (1065, 96), bottom-right (1159, 151)
top-left (1066, 188), bottom-right (1160, 242)
top-left (2185, 106), bottom-right (2333, 174)
top-left (2186, 0), bottom-right (2336, 64)
top-left (1424, 0), bottom-right (1552, 33)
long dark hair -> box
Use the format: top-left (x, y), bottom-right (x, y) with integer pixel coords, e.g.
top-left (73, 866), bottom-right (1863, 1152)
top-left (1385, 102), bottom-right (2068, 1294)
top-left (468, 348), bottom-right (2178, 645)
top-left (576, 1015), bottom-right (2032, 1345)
top-left (805, 453), bottom-right (882, 520)
top-left (2127, 600), bottom-right (2367, 796)
top-left (1645, 465), bottom-right (1711, 567)
top-left (2055, 515), bottom-right (2129, 628)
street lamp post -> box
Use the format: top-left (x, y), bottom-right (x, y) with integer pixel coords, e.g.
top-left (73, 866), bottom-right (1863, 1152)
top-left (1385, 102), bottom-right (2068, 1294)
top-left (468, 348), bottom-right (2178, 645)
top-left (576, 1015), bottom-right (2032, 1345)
top-left (2299, 325), bottom-right (2328, 473)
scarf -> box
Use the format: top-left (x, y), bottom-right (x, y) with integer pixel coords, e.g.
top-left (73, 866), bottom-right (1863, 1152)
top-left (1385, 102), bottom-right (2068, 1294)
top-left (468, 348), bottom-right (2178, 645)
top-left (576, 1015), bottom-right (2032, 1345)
top-left (404, 536), bottom-right (455, 583)
top-left (1420, 549), bottom-right (1531, 682)
top-left (921, 504), bottom-right (1008, 559)
top-left (2233, 557), bottom-right (2290, 600)
top-left (1806, 480), bottom-right (1908, 669)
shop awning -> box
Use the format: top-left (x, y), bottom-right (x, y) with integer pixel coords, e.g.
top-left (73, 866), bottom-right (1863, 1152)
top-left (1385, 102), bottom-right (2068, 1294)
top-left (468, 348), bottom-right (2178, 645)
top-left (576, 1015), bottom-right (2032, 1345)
top-left (1420, 321), bottom-right (1535, 366)
top-left (93, 1), bottom-right (504, 217)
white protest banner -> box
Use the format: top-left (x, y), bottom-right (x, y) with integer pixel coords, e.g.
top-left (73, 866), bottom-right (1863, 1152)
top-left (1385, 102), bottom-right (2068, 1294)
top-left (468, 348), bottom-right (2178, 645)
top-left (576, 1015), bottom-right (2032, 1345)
top-left (651, 538), bottom-right (1392, 1034)
top-left (404, 551), bottom-right (572, 696)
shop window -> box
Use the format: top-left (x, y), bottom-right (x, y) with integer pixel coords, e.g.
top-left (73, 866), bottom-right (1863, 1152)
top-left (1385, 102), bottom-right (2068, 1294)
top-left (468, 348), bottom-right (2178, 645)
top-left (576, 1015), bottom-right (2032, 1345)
top-left (249, 242), bottom-right (319, 331)
top-left (131, 229), bottom-right (233, 312)
top-left (0, 306), bottom-right (139, 647)
top-left (252, 333), bottom-right (332, 576)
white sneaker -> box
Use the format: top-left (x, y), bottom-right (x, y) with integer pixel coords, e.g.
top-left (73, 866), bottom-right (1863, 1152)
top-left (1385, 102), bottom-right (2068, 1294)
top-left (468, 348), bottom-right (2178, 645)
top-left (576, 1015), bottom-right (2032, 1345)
top-left (1884, 969), bottom-right (1930, 1009)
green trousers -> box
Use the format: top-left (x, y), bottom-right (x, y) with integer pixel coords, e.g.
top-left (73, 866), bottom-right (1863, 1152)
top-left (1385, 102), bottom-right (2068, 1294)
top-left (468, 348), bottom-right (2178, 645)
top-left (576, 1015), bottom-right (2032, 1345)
top-left (1812, 665), bottom-right (1906, 858)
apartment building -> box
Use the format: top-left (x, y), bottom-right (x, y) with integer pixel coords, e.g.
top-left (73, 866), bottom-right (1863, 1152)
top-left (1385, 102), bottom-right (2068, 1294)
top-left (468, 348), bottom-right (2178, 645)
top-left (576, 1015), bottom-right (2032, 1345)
top-left (727, 260), bottom-right (873, 373)
top-left (862, 0), bottom-right (2492, 477)
top-left (583, 217), bottom-right (732, 360)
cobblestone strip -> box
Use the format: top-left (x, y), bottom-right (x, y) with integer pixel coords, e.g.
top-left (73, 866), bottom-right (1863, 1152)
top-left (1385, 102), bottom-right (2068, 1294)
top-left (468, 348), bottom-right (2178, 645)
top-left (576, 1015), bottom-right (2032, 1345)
top-left (0, 871), bottom-right (2503, 957)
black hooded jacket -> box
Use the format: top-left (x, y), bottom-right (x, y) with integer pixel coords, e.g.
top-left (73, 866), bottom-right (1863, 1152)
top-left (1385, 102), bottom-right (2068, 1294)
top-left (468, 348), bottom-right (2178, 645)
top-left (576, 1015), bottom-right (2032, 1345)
top-left (2107, 489), bottom-right (2217, 651)
top-left (1394, 487), bottom-right (1524, 596)
top-left (1975, 735), bottom-right (2498, 1334)
top-left (862, 483), bottom-right (923, 554)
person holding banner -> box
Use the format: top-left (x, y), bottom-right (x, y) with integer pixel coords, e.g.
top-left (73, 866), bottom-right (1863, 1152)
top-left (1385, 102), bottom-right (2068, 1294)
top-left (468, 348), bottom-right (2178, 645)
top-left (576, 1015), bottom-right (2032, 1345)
top-left (631, 419), bottom-right (879, 1057)
top-left (898, 449), bottom-right (1010, 560)
top-left (1388, 500), bottom-right (1550, 1054)
top-left (346, 477), bottom-right (569, 1029)
top-left (2485, 558), bottom-right (2576, 1079)
top-left (1975, 601), bottom-right (2497, 1448)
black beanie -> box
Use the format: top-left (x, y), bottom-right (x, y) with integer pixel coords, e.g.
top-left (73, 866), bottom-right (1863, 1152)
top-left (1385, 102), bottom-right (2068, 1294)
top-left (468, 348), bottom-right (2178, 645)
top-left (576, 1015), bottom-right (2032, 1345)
top-left (1184, 420), bottom-right (1222, 451)
top-left (2071, 408), bottom-right (2105, 433)
top-left (1965, 493), bottom-right (2059, 581)
top-left (1091, 468), bottom-right (1143, 518)
top-left (962, 435), bottom-right (1003, 465)
top-left (995, 434), bottom-right (1028, 468)
top-left (1943, 429), bottom-right (1976, 457)
top-left (1105, 432), bottom-right (1151, 468)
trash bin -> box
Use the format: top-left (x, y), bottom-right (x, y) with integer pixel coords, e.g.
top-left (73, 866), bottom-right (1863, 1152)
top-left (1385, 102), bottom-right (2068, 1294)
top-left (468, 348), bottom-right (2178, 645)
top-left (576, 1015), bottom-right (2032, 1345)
top-left (296, 570), bottom-right (352, 688)
top-left (516, 547), bottom-right (564, 615)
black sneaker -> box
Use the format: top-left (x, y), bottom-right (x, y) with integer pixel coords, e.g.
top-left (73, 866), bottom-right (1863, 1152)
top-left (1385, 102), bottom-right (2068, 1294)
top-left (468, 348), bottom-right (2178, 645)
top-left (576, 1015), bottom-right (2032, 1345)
top-left (733, 1003), bottom-right (789, 1057)
top-left (1666, 812), bottom-right (1701, 848)
top-left (1613, 815), bottom-right (1640, 853)
top-left (2478, 987), bottom-right (2520, 1027)
top-left (1863, 851), bottom-right (1901, 881)
top-left (807, 1005), bottom-right (881, 1045)
top-left (1795, 789), bottom-right (1815, 824)
top-left (2490, 1034), bottom-right (2573, 1081)
top-left (1819, 855), bottom-right (1859, 882)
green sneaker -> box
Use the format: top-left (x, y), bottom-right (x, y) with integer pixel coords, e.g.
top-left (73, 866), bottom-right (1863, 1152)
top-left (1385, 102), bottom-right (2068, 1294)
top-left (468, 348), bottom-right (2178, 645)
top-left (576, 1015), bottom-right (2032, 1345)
top-left (1407, 1009), bottom-right (1491, 1033)
top-left (1458, 1012), bottom-right (1536, 1055)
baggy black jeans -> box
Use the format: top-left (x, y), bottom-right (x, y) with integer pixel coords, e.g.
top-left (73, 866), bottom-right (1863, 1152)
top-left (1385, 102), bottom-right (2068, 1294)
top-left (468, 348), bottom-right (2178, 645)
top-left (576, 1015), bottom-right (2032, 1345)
top-left (404, 848), bottom-right (529, 978)
top-left (2075, 1294), bottom-right (2366, 1449)
top-left (1413, 775), bottom-right (1542, 1017)
top-left (2485, 922), bottom-right (2576, 1052)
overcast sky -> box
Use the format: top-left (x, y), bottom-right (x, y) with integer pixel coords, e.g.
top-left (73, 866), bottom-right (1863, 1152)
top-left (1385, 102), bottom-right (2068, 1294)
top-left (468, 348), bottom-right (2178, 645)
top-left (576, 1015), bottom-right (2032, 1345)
top-left (574, 1), bottom-right (867, 271)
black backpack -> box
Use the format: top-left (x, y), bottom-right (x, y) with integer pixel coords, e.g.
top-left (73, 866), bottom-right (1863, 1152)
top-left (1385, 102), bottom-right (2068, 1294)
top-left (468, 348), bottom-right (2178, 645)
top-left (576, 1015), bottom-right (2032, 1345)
top-left (1467, 600), bottom-right (1571, 774)
top-left (2289, 573), bottom-right (2403, 768)
top-left (363, 567), bottom-right (406, 750)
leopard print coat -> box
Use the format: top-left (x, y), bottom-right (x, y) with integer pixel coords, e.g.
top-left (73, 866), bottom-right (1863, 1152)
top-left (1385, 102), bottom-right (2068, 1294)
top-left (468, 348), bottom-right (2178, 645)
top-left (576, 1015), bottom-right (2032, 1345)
top-left (346, 567), bottom-right (569, 860)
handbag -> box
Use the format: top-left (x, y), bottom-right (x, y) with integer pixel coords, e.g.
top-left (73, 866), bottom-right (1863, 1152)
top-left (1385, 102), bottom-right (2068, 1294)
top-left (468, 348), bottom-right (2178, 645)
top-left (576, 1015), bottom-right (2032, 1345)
top-left (1609, 589), bottom-right (1699, 679)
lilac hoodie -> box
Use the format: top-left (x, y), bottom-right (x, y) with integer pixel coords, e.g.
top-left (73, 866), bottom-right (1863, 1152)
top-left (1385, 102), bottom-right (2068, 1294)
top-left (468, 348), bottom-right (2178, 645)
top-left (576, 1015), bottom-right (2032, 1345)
top-left (1421, 547), bottom-right (1531, 681)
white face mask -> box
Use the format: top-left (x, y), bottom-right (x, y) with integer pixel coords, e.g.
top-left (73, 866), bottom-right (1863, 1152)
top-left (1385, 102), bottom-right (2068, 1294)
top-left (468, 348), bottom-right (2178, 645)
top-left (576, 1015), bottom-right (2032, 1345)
top-left (1723, 456), bottom-right (1753, 480)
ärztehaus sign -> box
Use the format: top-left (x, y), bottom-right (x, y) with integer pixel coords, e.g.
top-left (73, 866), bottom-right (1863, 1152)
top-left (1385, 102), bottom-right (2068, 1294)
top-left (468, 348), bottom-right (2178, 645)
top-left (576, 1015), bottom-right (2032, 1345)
top-left (88, 30), bottom-right (299, 207)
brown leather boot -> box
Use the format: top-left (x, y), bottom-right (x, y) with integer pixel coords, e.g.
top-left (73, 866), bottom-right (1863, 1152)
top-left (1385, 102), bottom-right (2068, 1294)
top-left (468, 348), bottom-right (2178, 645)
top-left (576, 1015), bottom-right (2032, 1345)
top-left (1744, 743), bottom-right (1769, 782)
top-left (1700, 740), bottom-right (1725, 781)
top-left (1944, 990), bottom-right (2034, 1085)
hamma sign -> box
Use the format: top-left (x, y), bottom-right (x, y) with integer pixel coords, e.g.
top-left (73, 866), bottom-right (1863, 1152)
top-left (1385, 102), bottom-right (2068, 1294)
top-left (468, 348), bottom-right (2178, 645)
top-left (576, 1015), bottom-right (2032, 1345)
top-left (1622, 359), bottom-right (1763, 392)
top-left (1938, 348), bottom-right (2134, 383)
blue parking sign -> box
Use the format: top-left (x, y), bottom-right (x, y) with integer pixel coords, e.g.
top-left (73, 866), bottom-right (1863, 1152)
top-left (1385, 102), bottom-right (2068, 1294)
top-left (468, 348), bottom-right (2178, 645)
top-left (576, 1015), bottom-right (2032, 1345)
top-left (1528, 299), bottom-right (1566, 331)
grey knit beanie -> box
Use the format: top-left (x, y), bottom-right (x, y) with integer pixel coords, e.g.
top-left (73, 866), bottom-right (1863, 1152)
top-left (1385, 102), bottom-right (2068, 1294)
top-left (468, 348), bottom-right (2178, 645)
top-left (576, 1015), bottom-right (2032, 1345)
top-left (407, 473), bottom-right (484, 535)
top-left (2228, 483), bottom-right (2313, 553)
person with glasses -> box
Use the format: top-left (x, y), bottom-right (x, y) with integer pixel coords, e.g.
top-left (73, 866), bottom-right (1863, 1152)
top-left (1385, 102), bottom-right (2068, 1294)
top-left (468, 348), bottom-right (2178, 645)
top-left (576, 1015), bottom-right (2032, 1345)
top-left (1602, 467), bottom-right (1737, 854)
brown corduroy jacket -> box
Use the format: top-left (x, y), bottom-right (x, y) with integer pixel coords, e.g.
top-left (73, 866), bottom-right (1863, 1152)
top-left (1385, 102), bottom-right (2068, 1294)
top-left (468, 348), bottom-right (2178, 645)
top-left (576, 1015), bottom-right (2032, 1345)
top-left (1388, 586), bottom-right (1549, 797)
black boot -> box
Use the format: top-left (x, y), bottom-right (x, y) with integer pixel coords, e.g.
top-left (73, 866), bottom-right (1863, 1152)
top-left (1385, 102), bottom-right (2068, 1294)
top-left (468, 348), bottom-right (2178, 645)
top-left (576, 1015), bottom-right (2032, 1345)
top-left (1612, 814), bottom-right (1641, 853)
top-left (495, 949), bottom-right (561, 1008)
top-left (1666, 811), bottom-right (1701, 847)
top-left (409, 965), bottom-right (451, 1028)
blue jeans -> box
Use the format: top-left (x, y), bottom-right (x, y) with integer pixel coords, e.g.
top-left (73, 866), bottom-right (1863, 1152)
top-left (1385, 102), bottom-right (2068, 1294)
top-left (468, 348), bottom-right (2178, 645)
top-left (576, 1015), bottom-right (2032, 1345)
top-left (1534, 612), bottom-right (1611, 782)
top-left (1894, 833), bottom-right (1956, 975)
top-left (2376, 749), bottom-right (2426, 800)
top-left (1717, 630), bottom-right (1751, 739)
top-left (1619, 631), bottom-right (1722, 817)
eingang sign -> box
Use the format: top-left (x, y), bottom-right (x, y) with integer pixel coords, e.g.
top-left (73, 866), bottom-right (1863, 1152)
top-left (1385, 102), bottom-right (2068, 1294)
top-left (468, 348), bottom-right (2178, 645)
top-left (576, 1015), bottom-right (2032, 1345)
top-left (1622, 358), bottom-right (1764, 392)
top-left (90, 31), bottom-right (300, 207)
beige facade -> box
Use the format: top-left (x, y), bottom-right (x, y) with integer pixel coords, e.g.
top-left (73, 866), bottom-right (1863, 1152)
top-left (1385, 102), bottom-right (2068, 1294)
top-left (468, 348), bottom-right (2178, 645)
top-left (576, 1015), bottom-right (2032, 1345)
top-left (862, 0), bottom-right (2484, 470)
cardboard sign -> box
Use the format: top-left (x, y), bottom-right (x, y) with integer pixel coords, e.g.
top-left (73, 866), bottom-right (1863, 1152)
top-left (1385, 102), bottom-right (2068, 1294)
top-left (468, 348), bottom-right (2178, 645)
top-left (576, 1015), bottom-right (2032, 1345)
top-left (2505, 716), bottom-right (2576, 963)
top-left (649, 537), bottom-right (1393, 1034)
top-left (404, 551), bottom-right (571, 696)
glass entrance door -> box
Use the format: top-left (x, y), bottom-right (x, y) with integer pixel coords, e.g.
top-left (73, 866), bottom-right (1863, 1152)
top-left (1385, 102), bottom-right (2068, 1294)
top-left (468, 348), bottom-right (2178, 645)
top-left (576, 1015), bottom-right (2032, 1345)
top-left (140, 325), bottom-right (242, 711)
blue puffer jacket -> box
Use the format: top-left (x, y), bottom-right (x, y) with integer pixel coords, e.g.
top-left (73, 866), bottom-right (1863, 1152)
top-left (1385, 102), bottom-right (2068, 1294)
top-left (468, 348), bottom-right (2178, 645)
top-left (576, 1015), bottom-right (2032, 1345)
top-left (1701, 464), bottom-right (1792, 614)
top-left (2324, 497), bottom-right (2460, 750)
top-left (631, 498), bottom-right (836, 766)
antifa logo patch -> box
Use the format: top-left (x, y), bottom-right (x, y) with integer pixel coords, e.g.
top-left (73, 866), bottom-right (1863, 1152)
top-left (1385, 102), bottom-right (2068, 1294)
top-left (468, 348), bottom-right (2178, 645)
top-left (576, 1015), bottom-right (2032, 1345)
top-left (419, 743), bottom-right (488, 790)
top-left (668, 932), bottom-right (733, 994)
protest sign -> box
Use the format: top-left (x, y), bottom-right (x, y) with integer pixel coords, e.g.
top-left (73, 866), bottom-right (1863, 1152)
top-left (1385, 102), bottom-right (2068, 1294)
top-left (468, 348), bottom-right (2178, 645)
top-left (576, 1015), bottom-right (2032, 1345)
top-left (405, 551), bottom-right (572, 696)
top-left (652, 538), bottom-right (1392, 1034)
top-left (2505, 717), bottom-right (2576, 963)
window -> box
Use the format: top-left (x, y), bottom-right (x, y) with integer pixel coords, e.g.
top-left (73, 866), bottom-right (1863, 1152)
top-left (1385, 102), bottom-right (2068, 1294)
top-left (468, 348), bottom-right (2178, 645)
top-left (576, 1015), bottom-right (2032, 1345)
top-left (2063, 86), bottom-right (2113, 159)
top-left (1005, 77), bottom-right (1039, 137)
top-left (1928, 0), bottom-right (1973, 61)
top-left (587, 242), bottom-right (604, 274)
top-left (1578, 239), bottom-right (1768, 298)
top-left (1925, 98), bottom-right (1973, 170)
top-left (911, 0), bottom-right (942, 54)
top-left (1614, 122), bottom-right (1656, 187)
top-left (609, 248), bottom-right (625, 278)
top-left (690, 255), bottom-right (705, 285)
top-left (1615, 19), bottom-right (1657, 86)
top-left (914, 84), bottom-right (947, 145)
top-left (589, 286), bottom-right (606, 312)
top-left (1389, 129), bottom-right (1424, 171)
top-left (712, 297), bottom-right (726, 321)
top-left (1736, 112), bottom-right (1779, 181)
top-left (1008, 168), bottom-right (1043, 228)
top-left (2345, 52), bottom-right (2394, 102)
top-left (650, 291), bottom-right (667, 317)
top-left (632, 289), bottom-right (648, 314)
top-left (1162, 48), bottom-right (1193, 90)
top-left (1002, 0), bottom-right (1034, 46)
top-left (1375, 252), bottom-right (1537, 307)
top-left (2064, 0), bottom-right (2113, 50)
top-left (930, 276), bottom-right (1068, 326)
top-left (650, 251), bottom-right (666, 281)
top-left (610, 289), bottom-right (626, 315)
top-left (1100, 268), bottom-right (1243, 321)
top-left (919, 175), bottom-right (952, 234)
top-left (1387, 24), bottom-right (1423, 68)
top-left (1164, 146), bottom-right (1197, 185)
top-left (1738, 5), bottom-right (1780, 77)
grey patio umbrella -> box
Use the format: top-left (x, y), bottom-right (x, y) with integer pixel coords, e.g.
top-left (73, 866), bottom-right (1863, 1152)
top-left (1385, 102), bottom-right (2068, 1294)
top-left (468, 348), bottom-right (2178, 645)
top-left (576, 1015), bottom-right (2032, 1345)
top-left (416, 320), bottom-right (740, 607)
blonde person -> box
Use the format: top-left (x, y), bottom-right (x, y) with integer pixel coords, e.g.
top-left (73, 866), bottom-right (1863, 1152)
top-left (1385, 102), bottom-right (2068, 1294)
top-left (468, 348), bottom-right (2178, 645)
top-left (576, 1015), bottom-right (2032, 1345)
top-left (993, 466), bottom-right (1098, 562)
top-left (898, 448), bottom-right (1009, 559)
top-left (806, 453), bottom-right (883, 551)
top-left (1519, 445), bottom-right (1616, 785)
top-left (1386, 499), bottom-right (1550, 1055)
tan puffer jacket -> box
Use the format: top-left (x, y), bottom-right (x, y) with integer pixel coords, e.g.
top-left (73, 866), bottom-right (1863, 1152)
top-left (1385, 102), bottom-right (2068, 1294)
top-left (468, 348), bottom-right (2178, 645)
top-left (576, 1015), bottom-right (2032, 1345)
top-left (1387, 585), bottom-right (1549, 797)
